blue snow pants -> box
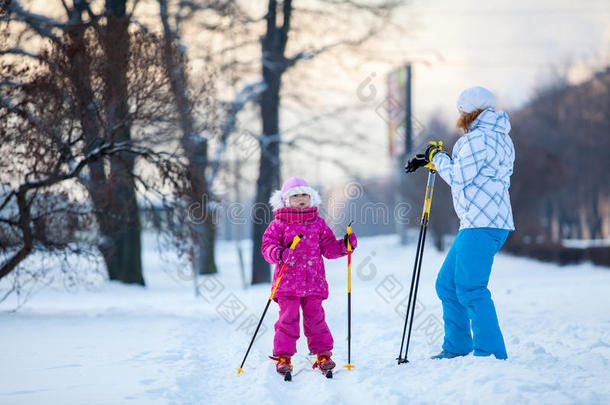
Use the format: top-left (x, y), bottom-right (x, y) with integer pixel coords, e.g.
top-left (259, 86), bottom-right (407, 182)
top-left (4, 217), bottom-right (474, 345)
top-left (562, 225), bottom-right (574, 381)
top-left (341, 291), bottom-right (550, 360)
top-left (435, 227), bottom-right (509, 359)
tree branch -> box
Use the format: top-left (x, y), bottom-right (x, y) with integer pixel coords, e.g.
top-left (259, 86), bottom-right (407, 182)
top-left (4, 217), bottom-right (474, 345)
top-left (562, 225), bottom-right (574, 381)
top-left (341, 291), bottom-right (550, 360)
top-left (0, 95), bottom-right (73, 164)
top-left (0, 79), bottom-right (23, 88)
top-left (4, 0), bottom-right (65, 42)
top-left (0, 48), bottom-right (62, 71)
top-left (279, 0), bottom-right (292, 52)
top-left (207, 80), bottom-right (266, 185)
top-left (318, 0), bottom-right (404, 16)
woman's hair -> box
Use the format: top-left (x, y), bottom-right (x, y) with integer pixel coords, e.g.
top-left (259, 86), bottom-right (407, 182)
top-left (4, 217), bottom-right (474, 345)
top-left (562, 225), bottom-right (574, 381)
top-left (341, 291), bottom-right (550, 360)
top-left (456, 108), bottom-right (484, 133)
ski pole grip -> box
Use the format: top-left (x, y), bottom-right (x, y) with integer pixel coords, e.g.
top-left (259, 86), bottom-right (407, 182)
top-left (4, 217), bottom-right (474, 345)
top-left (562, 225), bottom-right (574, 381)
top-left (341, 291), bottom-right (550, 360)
top-left (425, 140), bottom-right (444, 171)
top-left (289, 234), bottom-right (303, 249)
top-left (346, 221), bottom-right (353, 252)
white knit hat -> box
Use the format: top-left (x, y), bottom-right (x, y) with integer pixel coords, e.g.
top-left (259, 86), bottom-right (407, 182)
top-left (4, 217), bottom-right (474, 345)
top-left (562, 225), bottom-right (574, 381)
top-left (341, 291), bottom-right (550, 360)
top-left (456, 86), bottom-right (497, 113)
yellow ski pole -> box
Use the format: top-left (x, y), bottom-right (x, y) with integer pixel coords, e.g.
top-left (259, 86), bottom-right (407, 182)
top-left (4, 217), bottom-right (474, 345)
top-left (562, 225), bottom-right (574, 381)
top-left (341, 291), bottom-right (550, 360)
top-left (344, 220), bottom-right (355, 371)
top-left (236, 234), bottom-right (303, 375)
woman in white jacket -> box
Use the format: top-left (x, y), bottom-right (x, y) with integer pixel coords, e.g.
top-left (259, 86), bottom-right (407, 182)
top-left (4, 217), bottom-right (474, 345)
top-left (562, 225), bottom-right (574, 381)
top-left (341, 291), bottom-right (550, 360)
top-left (406, 86), bottom-right (515, 360)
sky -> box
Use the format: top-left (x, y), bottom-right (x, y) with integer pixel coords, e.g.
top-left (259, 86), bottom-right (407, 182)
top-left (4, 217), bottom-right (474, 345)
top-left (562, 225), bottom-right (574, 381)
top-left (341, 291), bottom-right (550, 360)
top-left (392, 0), bottom-right (610, 117)
top-left (11, 0), bottom-right (610, 191)
top-left (284, 0), bottom-right (610, 185)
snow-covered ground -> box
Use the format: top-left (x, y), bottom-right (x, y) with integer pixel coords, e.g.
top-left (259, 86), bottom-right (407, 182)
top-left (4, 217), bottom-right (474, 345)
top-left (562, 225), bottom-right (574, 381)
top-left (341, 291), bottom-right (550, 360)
top-left (2, 232), bottom-right (610, 405)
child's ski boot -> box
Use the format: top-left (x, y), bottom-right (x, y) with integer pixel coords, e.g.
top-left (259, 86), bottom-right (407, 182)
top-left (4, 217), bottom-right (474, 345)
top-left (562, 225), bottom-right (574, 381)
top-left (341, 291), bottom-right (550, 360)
top-left (311, 351), bottom-right (335, 378)
top-left (269, 355), bottom-right (293, 381)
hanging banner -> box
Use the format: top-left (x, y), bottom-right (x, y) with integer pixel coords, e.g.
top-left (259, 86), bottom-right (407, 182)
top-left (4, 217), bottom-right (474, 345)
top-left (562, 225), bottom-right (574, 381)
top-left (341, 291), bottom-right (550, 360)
top-left (387, 66), bottom-right (406, 157)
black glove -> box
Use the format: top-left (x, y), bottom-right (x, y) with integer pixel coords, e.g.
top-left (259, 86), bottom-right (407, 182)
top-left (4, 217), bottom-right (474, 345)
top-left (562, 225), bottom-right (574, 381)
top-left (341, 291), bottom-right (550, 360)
top-left (406, 142), bottom-right (449, 173)
top-left (343, 232), bottom-right (357, 250)
top-left (279, 234), bottom-right (303, 263)
top-left (424, 143), bottom-right (449, 161)
top-left (405, 154), bottom-right (428, 173)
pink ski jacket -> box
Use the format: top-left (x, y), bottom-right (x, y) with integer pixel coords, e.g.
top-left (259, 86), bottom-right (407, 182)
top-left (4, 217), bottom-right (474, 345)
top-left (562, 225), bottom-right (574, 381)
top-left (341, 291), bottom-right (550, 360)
top-left (261, 207), bottom-right (348, 300)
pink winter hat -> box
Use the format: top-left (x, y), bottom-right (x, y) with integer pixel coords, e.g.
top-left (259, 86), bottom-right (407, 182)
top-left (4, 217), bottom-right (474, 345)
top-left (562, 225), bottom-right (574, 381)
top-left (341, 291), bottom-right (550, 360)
top-left (269, 177), bottom-right (322, 209)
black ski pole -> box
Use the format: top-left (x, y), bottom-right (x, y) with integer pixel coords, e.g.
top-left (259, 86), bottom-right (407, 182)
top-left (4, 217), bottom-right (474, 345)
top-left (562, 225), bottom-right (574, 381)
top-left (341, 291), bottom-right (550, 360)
top-left (397, 165), bottom-right (437, 364)
top-left (236, 234), bottom-right (303, 374)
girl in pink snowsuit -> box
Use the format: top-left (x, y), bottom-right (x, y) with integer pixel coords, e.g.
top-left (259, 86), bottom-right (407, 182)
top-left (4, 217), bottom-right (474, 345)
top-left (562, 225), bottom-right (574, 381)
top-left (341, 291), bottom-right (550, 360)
top-left (261, 177), bottom-right (357, 374)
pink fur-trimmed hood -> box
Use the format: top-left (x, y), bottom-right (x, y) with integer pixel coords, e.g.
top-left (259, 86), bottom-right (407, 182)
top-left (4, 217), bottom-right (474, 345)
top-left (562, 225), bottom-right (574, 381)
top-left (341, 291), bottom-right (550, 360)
top-left (269, 177), bottom-right (322, 210)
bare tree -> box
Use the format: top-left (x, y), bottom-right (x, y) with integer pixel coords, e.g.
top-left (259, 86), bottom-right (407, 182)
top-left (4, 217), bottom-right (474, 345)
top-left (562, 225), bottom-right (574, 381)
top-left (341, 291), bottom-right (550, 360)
top-left (249, 0), bottom-right (407, 284)
top-left (404, 67), bottom-right (609, 264)
top-left (502, 66), bottom-right (609, 260)
top-left (158, 0), bottom-right (220, 276)
top-left (165, 1), bottom-right (407, 284)
top-left (98, 0), bottom-right (144, 283)
top-left (1, 1), bottom-right (188, 292)
top-left (1, 0), bottom-right (147, 283)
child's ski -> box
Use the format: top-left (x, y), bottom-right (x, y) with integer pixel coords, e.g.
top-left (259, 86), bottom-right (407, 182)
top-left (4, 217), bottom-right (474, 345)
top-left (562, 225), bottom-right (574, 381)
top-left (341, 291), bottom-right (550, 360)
top-left (307, 353), bottom-right (333, 379)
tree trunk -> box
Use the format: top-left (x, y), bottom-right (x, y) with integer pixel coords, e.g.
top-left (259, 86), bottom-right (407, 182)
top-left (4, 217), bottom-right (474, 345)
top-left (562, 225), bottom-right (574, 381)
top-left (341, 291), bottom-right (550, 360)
top-left (588, 188), bottom-right (603, 240)
top-left (251, 71), bottom-right (281, 284)
top-left (251, 0), bottom-right (290, 285)
top-left (101, 0), bottom-right (144, 285)
top-left (185, 133), bottom-right (217, 276)
top-left (159, 0), bottom-right (217, 275)
top-left (434, 231), bottom-right (443, 251)
top-left (63, 6), bottom-right (142, 284)
top-left (197, 218), bottom-right (217, 275)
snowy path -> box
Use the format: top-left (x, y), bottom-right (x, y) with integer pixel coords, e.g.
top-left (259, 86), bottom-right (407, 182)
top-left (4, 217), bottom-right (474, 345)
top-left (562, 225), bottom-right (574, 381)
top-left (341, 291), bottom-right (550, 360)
top-left (2, 234), bottom-right (609, 404)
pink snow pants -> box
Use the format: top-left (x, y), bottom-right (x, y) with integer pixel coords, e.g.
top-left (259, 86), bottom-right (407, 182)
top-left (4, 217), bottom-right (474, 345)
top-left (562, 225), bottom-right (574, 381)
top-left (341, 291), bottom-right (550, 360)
top-left (273, 296), bottom-right (333, 356)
